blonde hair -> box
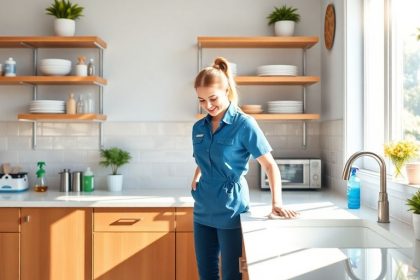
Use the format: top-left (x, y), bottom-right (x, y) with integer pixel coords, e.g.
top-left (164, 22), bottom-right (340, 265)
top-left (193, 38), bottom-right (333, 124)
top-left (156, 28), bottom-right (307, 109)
top-left (194, 57), bottom-right (238, 106)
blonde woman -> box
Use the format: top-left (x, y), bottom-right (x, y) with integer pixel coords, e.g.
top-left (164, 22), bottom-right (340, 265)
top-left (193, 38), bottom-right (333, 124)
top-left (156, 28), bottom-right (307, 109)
top-left (191, 57), bottom-right (298, 279)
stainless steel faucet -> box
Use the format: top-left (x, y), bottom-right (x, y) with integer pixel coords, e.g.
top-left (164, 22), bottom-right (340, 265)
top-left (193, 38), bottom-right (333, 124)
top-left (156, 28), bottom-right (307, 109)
top-left (342, 151), bottom-right (390, 223)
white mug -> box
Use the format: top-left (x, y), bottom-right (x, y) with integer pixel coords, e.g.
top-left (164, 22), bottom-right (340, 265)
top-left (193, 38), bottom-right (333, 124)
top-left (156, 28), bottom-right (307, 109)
top-left (75, 64), bottom-right (87, 76)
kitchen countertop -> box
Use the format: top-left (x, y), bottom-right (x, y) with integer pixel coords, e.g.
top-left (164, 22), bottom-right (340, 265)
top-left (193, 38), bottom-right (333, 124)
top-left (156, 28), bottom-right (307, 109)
top-left (0, 188), bottom-right (419, 279)
top-left (242, 189), bottom-right (420, 279)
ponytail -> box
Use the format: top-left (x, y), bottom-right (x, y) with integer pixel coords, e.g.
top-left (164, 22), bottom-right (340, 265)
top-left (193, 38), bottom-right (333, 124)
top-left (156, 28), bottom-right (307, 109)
top-left (194, 57), bottom-right (239, 106)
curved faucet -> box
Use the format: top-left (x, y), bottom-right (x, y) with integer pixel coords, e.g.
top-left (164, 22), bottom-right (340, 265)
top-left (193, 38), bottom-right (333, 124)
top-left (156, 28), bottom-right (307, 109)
top-left (342, 151), bottom-right (390, 223)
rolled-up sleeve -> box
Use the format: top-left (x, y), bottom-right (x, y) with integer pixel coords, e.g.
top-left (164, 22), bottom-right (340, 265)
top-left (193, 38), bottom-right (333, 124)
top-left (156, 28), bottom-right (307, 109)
top-left (241, 117), bottom-right (272, 159)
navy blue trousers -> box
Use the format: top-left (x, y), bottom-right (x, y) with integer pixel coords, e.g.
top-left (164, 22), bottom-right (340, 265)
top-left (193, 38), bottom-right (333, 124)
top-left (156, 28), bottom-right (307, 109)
top-left (193, 222), bottom-right (243, 280)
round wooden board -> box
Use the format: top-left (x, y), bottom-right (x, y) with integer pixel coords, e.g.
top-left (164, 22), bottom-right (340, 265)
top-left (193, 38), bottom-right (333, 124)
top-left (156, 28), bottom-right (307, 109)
top-left (324, 4), bottom-right (336, 50)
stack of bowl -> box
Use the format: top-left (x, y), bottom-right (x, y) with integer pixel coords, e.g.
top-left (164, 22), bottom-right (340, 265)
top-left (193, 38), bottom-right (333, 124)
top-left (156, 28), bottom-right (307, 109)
top-left (240, 104), bottom-right (263, 114)
top-left (39, 59), bottom-right (72, 76)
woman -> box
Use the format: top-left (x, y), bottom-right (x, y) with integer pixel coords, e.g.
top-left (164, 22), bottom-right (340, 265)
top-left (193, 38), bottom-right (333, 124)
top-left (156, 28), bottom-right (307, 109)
top-left (191, 57), bottom-right (298, 280)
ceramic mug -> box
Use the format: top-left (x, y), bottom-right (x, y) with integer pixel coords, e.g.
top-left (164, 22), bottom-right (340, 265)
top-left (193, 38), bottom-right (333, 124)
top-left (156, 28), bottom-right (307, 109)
top-left (75, 64), bottom-right (87, 76)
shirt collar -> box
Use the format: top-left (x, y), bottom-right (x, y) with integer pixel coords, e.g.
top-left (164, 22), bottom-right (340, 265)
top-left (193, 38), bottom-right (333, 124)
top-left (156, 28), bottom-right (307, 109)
top-left (204, 103), bottom-right (237, 125)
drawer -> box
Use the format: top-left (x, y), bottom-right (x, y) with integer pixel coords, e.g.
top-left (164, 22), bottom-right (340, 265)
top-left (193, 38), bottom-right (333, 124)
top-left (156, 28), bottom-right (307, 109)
top-left (94, 208), bottom-right (175, 232)
top-left (0, 208), bottom-right (20, 232)
top-left (175, 207), bottom-right (193, 232)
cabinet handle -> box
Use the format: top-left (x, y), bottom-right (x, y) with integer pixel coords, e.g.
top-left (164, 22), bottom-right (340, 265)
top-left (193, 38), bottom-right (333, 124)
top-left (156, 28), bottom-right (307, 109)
top-left (110, 218), bottom-right (142, 226)
top-left (239, 257), bottom-right (248, 273)
top-left (21, 216), bottom-right (30, 224)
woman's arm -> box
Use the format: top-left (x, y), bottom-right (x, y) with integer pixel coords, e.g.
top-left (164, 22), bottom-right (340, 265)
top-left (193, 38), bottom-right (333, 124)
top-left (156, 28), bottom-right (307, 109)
top-left (257, 153), bottom-right (298, 218)
top-left (191, 166), bottom-right (201, 190)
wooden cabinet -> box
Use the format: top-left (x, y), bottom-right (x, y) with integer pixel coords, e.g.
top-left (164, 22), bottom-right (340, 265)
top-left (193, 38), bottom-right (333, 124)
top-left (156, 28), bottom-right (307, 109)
top-left (0, 208), bottom-right (20, 280)
top-left (93, 208), bottom-right (176, 280)
top-left (175, 208), bottom-right (198, 280)
top-left (20, 208), bottom-right (92, 280)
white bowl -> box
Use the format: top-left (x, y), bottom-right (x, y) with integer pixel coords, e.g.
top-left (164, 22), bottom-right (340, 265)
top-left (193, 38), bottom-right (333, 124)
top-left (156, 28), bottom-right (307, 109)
top-left (39, 65), bottom-right (71, 76)
top-left (40, 59), bottom-right (71, 66)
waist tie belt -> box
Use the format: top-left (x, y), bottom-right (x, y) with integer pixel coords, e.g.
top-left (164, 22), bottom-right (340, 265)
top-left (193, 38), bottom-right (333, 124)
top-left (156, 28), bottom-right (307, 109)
top-left (200, 176), bottom-right (242, 197)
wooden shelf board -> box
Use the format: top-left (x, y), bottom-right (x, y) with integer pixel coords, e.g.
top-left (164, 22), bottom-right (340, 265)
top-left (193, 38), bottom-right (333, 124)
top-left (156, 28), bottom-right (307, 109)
top-left (235, 76), bottom-right (320, 85)
top-left (0, 76), bottom-right (107, 85)
top-left (195, 113), bottom-right (320, 120)
top-left (18, 114), bottom-right (107, 122)
top-left (197, 36), bottom-right (319, 49)
top-left (0, 36), bottom-right (107, 49)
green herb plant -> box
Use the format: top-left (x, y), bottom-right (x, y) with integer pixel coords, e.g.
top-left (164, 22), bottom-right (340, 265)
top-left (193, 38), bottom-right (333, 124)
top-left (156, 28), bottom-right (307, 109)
top-left (267, 5), bottom-right (301, 25)
top-left (46, 0), bottom-right (84, 20)
top-left (100, 147), bottom-right (132, 175)
top-left (407, 190), bottom-right (420, 215)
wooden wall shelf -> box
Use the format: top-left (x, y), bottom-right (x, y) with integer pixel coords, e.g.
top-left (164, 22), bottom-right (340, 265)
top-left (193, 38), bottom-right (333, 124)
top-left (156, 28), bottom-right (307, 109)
top-left (0, 76), bottom-right (107, 86)
top-left (235, 76), bottom-right (320, 86)
top-left (0, 36), bottom-right (107, 49)
top-left (197, 36), bottom-right (319, 49)
top-left (18, 114), bottom-right (107, 122)
top-left (195, 114), bottom-right (320, 120)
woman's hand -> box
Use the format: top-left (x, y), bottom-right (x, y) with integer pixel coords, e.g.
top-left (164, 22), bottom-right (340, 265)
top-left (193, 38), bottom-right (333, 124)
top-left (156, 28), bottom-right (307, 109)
top-left (191, 181), bottom-right (197, 191)
top-left (272, 205), bottom-right (299, 219)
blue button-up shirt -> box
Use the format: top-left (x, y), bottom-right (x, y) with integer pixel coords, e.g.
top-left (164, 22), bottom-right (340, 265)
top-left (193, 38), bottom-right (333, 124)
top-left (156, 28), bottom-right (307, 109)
top-left (191, 103), bottom-right (272, 229)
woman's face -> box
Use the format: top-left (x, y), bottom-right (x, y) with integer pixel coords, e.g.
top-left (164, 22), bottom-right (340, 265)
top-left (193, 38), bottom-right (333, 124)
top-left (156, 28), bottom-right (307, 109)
top-left (196, 86), bottom-right (229, 117)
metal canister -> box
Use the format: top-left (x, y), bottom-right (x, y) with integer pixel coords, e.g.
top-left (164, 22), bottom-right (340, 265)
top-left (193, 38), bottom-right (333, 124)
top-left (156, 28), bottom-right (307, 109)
top-left (59, 169), bottom-right (71, 192)
top-left (71, 171), bottom-right (83, 192)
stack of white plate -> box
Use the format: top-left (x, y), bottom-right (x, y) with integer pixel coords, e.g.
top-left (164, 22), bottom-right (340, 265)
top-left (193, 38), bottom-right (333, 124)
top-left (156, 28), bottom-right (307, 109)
top-left (257, 65), bottom-right (297, 76)
top-left (240, 104), bottom-right (263, 114)
top-left (267, 101), bottom-right (303, 113)
top-left (39, 59), bottom-right (72, 76)
top-left (29, 100), bottom-right (65, 114)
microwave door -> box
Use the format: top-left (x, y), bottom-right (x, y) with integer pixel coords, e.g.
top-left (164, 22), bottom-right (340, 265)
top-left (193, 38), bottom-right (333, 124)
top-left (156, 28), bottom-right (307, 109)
top-left (279, 162), bottom-right (310, 188)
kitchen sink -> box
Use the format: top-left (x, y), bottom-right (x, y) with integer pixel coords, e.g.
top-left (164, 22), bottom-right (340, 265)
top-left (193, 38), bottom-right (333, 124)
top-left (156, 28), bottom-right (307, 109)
top-left (259, 219), bottom-right (411, 249)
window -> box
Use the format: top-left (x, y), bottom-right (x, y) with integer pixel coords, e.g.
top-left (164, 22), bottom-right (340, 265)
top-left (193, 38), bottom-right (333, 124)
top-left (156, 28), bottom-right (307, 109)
top-left (363, 0), bottom-right (420, 172)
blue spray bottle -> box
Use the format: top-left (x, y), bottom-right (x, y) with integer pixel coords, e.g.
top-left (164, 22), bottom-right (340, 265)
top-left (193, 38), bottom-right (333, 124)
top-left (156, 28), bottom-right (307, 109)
top-left (347, 167), bottom-right (360, 209)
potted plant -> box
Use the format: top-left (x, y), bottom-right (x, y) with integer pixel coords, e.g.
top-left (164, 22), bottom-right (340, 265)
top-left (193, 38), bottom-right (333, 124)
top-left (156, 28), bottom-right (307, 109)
top-left (407, 190), bottom-right (420, 240)
top-left (46, 0), bottom-right (84, 36)
top-left (267, 5), bottom-right (301, 36)
top-left (384, 140), bottom-right (419, 180)
top-left (100, 147), bottom-right (132, 192)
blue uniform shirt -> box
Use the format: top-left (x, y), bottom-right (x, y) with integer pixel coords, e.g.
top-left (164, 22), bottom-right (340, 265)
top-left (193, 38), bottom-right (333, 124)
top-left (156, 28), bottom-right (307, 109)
top-left (191, 103), bottom-right (272, 229)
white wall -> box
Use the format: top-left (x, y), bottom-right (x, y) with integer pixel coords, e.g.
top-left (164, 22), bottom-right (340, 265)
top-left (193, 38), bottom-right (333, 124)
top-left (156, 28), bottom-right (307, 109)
top-left (0, 0), bottom-right (323, 189)
top-left (0, 0), bottom-right (322, 121)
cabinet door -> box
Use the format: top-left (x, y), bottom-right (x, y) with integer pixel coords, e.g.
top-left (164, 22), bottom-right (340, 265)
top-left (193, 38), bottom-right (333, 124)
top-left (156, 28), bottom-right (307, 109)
top-left (176, 232), bottom-right (198, 280)
top-left (93, 232), bottom-right (175, 280)
top-left (0, 233), bottom-right (19, 280)
top-left (21, 208), bottom-right (92, 280)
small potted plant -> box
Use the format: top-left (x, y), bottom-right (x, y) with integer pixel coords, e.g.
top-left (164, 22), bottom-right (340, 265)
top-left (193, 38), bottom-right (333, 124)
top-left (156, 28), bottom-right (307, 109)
top-left (100, 147), bottom-right (132, 192)
top-left (407, 190), bottom-right (420, 240)
top-left (384, 140), bottom-right (419, 180)
top-left (46, 0), bottom-right (84, 36)
top-left (267, 5), bottom-right (301, 36)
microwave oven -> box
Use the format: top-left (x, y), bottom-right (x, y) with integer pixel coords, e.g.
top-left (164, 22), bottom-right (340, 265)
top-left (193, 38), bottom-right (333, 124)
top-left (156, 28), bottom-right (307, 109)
top-left (260, 159), bottom-right (321, 189)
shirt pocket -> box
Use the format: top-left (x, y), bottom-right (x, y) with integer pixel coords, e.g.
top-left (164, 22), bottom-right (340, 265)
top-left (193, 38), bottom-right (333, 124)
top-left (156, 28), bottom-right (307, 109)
top-left (216, 138), bottom-right (234, 146)
top-left (193, 136), bottom-right (206, 152)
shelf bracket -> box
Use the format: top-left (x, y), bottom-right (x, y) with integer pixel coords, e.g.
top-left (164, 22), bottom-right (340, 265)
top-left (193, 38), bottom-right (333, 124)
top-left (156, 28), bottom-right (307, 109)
top-left (302, 49), bottom-right (307, 148)
top-left (32, 122), bottom-right (37, 150)
top-left (99, 122), bottom-right (104, 149)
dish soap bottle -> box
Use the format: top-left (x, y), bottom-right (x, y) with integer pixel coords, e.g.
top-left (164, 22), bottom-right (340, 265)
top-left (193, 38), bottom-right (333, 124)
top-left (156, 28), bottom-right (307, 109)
top-left (347, 167), bottom-right (360, 209)
top-left (82, 167), bottom-right (94, 192)
top-left (34, 161), bottom-right (48, 192)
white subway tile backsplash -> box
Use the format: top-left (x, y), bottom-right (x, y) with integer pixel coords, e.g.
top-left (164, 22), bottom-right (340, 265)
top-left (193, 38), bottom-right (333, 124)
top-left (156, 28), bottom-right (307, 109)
top-left (8, 136), bottom-right (32, 151)
top-left (0, 151), bottom-right (19, 163)
top-left (104, 123), bottom-right (140, 136)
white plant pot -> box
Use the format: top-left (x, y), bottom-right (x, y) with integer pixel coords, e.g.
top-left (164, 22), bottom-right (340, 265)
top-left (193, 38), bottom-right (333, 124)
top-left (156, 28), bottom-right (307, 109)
top-left (107, 174), bottom-right (123, 192)
top-left (274, 20), bottom-right (295, 36)
top-left (406, 163), bottom-right (420, 185)
top-left (413, 213), bottom-right (420, 240)
top-left (54, 18), bottom-right (75, 36)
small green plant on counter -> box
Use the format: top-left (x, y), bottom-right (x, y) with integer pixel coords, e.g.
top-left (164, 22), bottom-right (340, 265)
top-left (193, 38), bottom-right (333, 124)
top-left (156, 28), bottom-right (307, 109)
top-left (407, 190), bottom-right (420, 214)
top-left (100, 147), bottom-right (132, 175)
top-left (267, 5), bottom-right (301, 25)
top-left (46, 0), bottom-right (84, 20)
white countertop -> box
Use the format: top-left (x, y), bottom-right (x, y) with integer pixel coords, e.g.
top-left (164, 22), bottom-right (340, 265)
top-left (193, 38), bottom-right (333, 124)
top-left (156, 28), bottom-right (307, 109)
top-left (0, 188), bottom-right (194, 207)
top-left (241, 190), bottom-right (420, 280)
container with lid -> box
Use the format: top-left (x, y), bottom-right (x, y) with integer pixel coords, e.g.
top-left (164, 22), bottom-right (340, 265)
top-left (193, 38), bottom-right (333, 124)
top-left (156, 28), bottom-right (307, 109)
top-left (4, 57), bottom-right (16, 77)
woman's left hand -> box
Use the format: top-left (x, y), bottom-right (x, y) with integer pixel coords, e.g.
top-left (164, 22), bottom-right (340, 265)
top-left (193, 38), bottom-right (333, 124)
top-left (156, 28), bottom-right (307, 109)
top-left (272, 205), bottom-right (299, 219)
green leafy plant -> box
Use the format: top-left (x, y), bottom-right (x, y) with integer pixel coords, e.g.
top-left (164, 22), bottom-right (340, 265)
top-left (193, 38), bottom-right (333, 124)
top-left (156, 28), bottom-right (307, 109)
top-left (100, 147), bottom-right (132, 175)
top-left (407, 190), bottom-right (420, 214)
top-left (267, 5), bottom-right (301, 25)
top-left (46, 0), bottom-right (84, 20)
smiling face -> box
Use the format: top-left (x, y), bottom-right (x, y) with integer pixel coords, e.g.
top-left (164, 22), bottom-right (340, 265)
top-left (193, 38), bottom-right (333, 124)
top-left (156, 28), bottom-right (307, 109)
top-left (196, 86), bottom-right (230, 117)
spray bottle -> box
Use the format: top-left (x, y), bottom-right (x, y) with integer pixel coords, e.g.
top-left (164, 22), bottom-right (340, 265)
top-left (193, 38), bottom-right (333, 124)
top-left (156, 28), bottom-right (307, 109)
top-left (34, 161), bottom-right (48, 192)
